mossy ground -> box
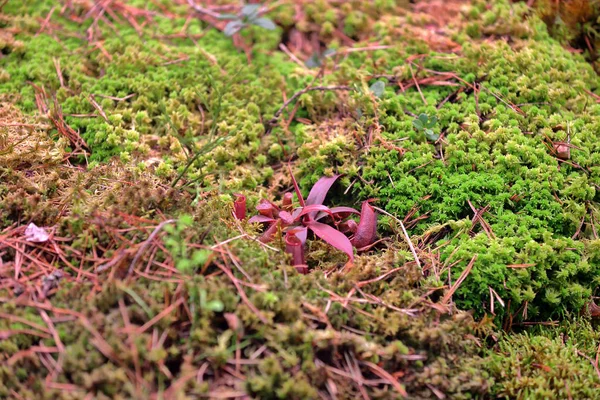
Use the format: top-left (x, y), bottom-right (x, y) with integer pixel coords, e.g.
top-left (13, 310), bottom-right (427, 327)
top-left (1, 0), bottom-right (600, 398)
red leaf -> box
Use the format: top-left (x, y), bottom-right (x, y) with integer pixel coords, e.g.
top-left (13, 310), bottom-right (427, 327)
top-left (306, 175), bottom-right (340, 206)
top-left (316, 206), bottom-right (360, 221)
top-left (282, 192), bottom-right (294, 210)
top-left (285, 231), bottom-right (306, 268)
top-left (248, 215), bottom-right (276, 224)
top-left (256, 199), bottom-right (278, 217)
top-left (351, 201), bottom-right (378, 249)
top-left (233, 194), bottom-right (246, 220)
top-left (259, 221), bottom-right (280, 243)
top-left (288, 165), bottom-right (306, 207)
top-left (306, 221), bottom-right (354, 263)
top-left (288, 226), bottom-right (308, 244)
top-left (339, 219), bottom-right (358, 234)
top-left (297, 204), bottom-right (334, 221)
top-left (278, 210), bottom-right (294, 225)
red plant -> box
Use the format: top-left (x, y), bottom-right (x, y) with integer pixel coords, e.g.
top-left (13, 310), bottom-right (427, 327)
top-left (233, 194), bottom-right (246, 220)
top-left (247, 174), bottom-right (378, 272)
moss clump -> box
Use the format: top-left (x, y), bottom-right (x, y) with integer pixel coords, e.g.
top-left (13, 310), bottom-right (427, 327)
top-left (358, 14), bottom-right (600, 321)
top-left (485, 320), bottom-right (600, 398)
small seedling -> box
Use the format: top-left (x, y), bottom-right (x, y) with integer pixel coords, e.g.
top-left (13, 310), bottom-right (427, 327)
top-left (412, 113), bottom-right (439, 141)
top-left (199, 289), bottom-right (224, 312)
top-left (369, 81), bottom-right (386, 98)
top-left (305, 48), bottom-right (336, 69)
top-left (219, 4), bottom-right (276, 37)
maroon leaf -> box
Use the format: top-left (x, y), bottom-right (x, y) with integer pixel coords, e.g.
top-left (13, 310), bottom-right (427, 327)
top-left (233, 194), bottom-right (246, 220)
top-left (285, 231), bottom-right (306, 268)
top-left (297, 204), bottom-right (334, 221)
top-left (339, 219), bottom-right (358, 234)
top-left (259, 221), bottom-right (280, 243)
top-left (350, 201), bottom-right (378, 249)
top-left (256, 199), bottom-right (278, 217)
top-left (288, 226), bottom-right (308, 245)
top-left (289, 164), bottom-right (306, 207)
top-left (248, 215), bottom-right (276, 224)
top-left (282, 192), bottom-right (294, 210)
top-left (306, 175), bottom-right (340, 206)
top-left (278, 210), bottom-right (294, 225)
top-left (306, 221), bottom-right (354, 263)
top-left (316, 206), bottom-right (360, 221)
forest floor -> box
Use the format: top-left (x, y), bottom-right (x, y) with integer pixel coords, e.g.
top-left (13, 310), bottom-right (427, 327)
top-left (1, 0), bottom-right (600, 398)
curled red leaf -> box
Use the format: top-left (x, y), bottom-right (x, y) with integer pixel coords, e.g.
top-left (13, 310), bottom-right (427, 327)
top-left (233, 194), bottom-right (246, 220)
top-left (256, 199), bottom-right (278, 218)
top-left (282, 192), bottom-right (294, 210)
top-left (350, 200), bottom-right (378, 249)
top-left (259, 221), bottom-right (280, 243)
top-left (285, 230), bottom-right (306, 269)
top-left (339, 219), bottom-right (358, 234)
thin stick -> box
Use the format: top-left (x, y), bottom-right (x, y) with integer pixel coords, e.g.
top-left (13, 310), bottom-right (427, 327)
top-left (128, 219), bottom-right (175, 276)
top-left (372, 207), bottom-right (422, 271)
top-left (278, 43), bottom-right (306, 69)
top-left (187, 0), bottom-right (220, 18)
top-left (441, 255), bottom-right (477, 305)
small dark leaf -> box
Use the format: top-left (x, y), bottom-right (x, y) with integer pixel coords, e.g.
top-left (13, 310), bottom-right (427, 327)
top-left (369, 81), bottom-right (385, 98)
top-left (425, 129), bottom-right (440, 141)
top-left (224, 20), bottom-right (244, 36)
top-left (241, 4), bottom-right (261, 18)
top-left (305, 54), bottom-right (321, 68)
top-left (418, 113), bottom-right (428, 123)
top-left (412, 119), bottom-right (423, 130)
top-left (253, 17), bottom-right (276, 30)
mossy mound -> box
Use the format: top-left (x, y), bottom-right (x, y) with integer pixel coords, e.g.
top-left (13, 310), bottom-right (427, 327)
top-left (1, 0), bottom-right (600, 398)
top-left (0, 201), bottom-right (492, 399)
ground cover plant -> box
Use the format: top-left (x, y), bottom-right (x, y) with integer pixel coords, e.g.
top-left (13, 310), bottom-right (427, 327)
top-left (1, 0), bottom-right (600, 398)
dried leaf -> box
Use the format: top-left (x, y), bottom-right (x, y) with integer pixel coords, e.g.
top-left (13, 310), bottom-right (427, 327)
top-left (24, 223), bottom-right (49, 243)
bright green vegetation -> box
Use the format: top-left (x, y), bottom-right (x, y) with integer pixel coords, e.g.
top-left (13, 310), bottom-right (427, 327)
top-left (1, 0), bottom-right (600, 398)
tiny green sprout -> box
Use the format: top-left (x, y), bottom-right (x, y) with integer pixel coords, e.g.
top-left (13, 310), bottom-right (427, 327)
top-left (369, 81), bottom-right (386, 98)
top-left (412, 113), bottom-right (439, 141)
top-left (305, 48), bottom-right (336, 68)
top-left (219, 3), bottom-right (276, 37)
top-left (199, 289), bottom-right (225, 312)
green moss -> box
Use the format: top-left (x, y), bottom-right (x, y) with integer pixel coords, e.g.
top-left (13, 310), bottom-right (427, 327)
top-left (485, 320), bottom-right (600, 398)
top-left (2, 0), bottom-right (600, 398)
